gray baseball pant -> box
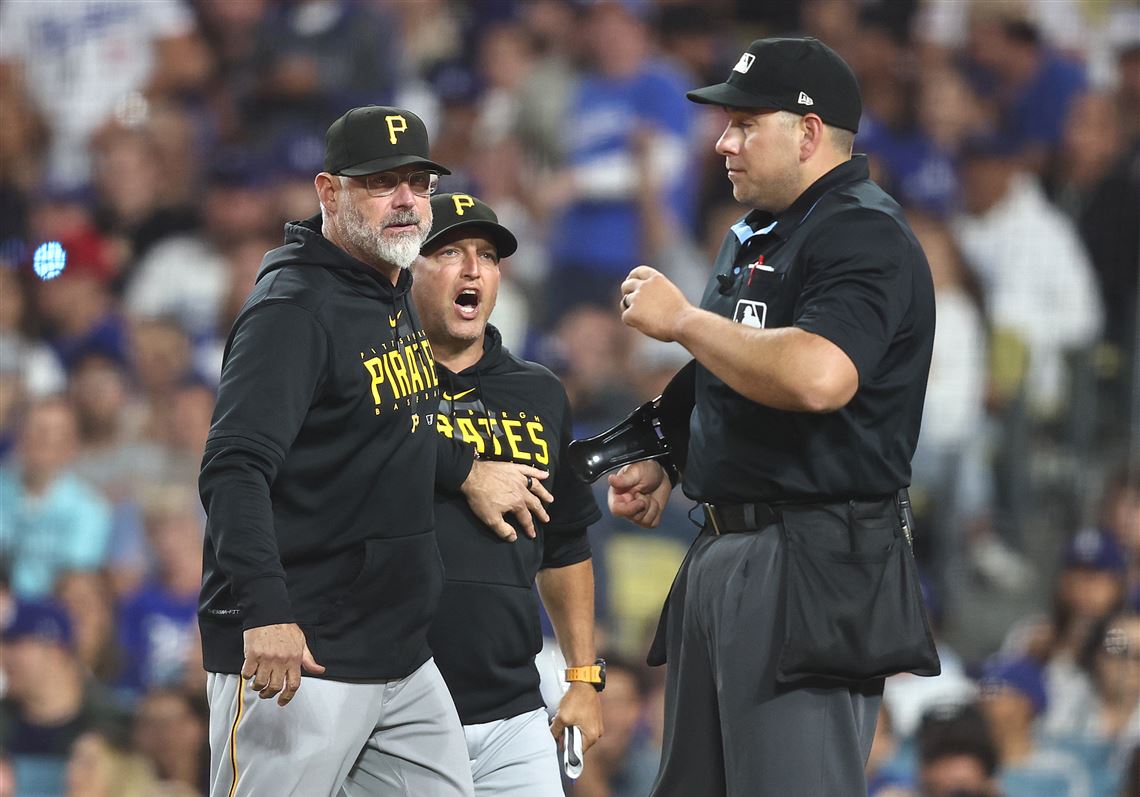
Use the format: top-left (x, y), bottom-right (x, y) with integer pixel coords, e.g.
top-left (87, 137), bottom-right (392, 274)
top-left (465, 707), bottom-right (564, 797)
top-left (206, 658), bottom-right (474, 797)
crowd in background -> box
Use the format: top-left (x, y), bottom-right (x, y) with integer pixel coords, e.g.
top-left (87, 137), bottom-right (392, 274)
top-left (0, 0), bottom-right (1138, 795)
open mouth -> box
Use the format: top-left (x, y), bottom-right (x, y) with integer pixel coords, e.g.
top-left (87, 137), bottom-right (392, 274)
top-left (454, 287), bottom-right (480, 320)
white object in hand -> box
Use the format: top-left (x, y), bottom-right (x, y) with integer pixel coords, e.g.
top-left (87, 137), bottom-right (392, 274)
top-left (563, 725), bottom-right (584, 780)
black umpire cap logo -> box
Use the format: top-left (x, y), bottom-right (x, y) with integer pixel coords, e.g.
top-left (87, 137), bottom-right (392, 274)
top-left (422, 193), bottom-right (518, 259)
top-left (687, 37), bottom-right (862, 133)
top-left (324, 105), bottom-right (451, 176)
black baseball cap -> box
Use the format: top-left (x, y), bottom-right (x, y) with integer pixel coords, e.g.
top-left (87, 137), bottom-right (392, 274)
top-left (324, 105), bottom-right (451, 176)
top-left (686, 37), bottom-right (862, 133)
top-left (422, 193), bottom-right (518, 258)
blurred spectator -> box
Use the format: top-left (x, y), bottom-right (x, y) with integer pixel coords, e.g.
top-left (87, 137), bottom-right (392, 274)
top-left (513, 0), bottom-right (580, 171)
top-left (89, 122), bottom-right (199, 288)
top-left (962, 1), bottom-right (1088, 171)
top-left (635, 126), bottom-right (710, 305)
top-left (979, 656), bottom-right (1093, 797)
top-left (245, 0), bottom-right (400, 140)
top-left (68, 352), bottom-right (159, 591)
top-left (0, 397), bottom-right (112, 600)
top-left (1099, 467), bottom-right (1140, 599)
top-left (905, 212), bottom-right (995, 601)
top-left (0, 263), bottom-right (66, 399)
top-left (866, 705), bottom-right (916, 796)
top-left (0, 0), bottom-right (209, 187)
top-left (56, 570), bottom-right (122, 685)
top-left (33, 228), bottom-right (129, 372)
top-left (162, 381), bottom-right (214, 481)
top-left (69, 352), bottom-right (152, 474)
top-left (916, 702), bottom-right (1001, 797)
top-left (655, 3), bottom-right (724, 88)
top-left (122, 152), bottom-right (281, 352)
top-left (1118, 40), bottom-right (1140, 143)
top-left (191, 0), bottom-right (267, 139)
top-left (1047, 91), bottom-right (1140, 377)
top-left (1036, 528), bottom-right (1129, 737)
top-left (542, 0), bottom-right (695, 320)
top-left (1072, 613), bottom-right (1140, 763)
top-left (954, 133), bottom-right (1102, 419)
top-left (63, 730), bottom-right (160, 797)
top-left (128, 316), bottom-right (199, 439)
top-left (860, 66), bottom-right (984, 216)
top-left (212, 233), bottom-right (281, 340)
top-left (0, 601), bottom-right (128, 797)
top-left (542, 304), bottom-right (637, 436)
top-left (851, 7), bottom-right (912, 139)
top-left (0, 261), bottom-right (66, 458)
top-left (131, 687), bottom-right (209, 794)
top-left (474, 21), bottom-right (537, 147)
top-left (116, 492), bottom-right (203, 696)
top-left (570, 653), bottom-right (658, 797)
top-left (268, 127), bottom-right (325, 228)
top-left (387, 0), bottom-right (464, 89)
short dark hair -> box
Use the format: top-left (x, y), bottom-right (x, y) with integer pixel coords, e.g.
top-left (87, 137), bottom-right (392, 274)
top-left (918, 702), bottom-right (999, 777)
top-left (829, 126), bottom-right (855, 154)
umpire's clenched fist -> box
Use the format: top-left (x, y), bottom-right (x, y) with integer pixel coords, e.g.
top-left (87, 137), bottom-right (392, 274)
top-left (619, 265), bottom-right (693, 342)
top-left (242, 623), bottom-right (326, 706)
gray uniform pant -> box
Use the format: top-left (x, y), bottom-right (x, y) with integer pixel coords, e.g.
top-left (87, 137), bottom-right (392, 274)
top-left (650, 523), bottom-right (883, 797)
top-left (207, 658), bottom-right (474, 797)
top-left (465, 707), bottom-right (564, 797)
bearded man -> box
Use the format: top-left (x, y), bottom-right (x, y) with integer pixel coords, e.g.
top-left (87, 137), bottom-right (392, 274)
top-left (197, 106), bottom-right (546, 797)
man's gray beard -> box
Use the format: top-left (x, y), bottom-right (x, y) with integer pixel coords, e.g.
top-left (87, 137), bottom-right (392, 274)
top-left (340, 199), bottom-right (431, 270)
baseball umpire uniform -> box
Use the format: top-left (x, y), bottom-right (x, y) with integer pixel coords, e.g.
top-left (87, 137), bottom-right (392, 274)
top-left (607, 38), bottom-right (939, 797)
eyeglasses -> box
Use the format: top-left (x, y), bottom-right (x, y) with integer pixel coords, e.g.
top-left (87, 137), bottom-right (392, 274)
top-left (354, 170), bottom-right (439, 198)
top-left (1102, 628), bottom-right (1140, 660)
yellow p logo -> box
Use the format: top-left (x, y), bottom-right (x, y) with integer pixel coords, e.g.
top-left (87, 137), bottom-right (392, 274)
top-left (385, 115), bottom-right (407, 144)
top-left (452, 194), bottom-right (475, 216)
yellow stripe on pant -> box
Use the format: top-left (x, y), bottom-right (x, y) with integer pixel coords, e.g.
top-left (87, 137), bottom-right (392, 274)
top-left (228, 682), bottom-right (245, 797)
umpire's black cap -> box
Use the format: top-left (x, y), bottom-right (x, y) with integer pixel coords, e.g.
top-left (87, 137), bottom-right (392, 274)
top-left (325, 106), bottom-right (451, 176)
top-left (686, 37), bottom-right (862, 133)
top-left (422, 193), bottom-right (518, 259)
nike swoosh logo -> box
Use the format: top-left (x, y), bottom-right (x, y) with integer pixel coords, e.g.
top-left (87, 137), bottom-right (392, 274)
top-left (442, 388), bottom-right (476, 401)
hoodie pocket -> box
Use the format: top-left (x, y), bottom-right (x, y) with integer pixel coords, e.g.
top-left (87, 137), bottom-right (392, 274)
top-left (316, 533), bottom-right (445, 642)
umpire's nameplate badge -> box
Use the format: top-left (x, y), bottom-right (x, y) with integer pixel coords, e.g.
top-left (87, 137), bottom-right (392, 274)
top-left (733, 299), bottom-right (767, 329)
top-left (733, 53), bottom-right (755, 74)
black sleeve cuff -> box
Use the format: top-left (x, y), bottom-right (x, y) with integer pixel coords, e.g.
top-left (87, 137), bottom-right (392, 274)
top-left (541, 526), bottom-right (592, 569)
top-left (436, 436), bottom-right (476, 492)
top-left (237, 575), bottom-right (296, 630)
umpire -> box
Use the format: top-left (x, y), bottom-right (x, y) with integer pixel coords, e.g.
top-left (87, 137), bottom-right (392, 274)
top-left (610, 38), bottom-right (939, 796)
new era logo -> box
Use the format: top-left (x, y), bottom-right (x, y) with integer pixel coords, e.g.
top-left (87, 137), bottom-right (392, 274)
top-left (733, 53), bottom-right (755, 74)
top-left (797, 91), bottom-right (814, 106)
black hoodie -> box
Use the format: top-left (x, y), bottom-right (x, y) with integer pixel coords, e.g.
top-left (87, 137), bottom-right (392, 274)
top-left (427, 326), bottom-right (600, 724)
top-left (199, 215), bottom-right (473, 679)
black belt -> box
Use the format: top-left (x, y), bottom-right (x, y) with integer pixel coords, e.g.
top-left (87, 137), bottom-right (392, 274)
top-left (700, 501), bottom-right (781, 534)
top-left (700, 494), bottom-right (901, 536)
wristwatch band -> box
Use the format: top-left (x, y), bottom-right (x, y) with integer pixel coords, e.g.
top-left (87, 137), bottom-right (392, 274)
top-left (564, 658), bottom-right (606, 692)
